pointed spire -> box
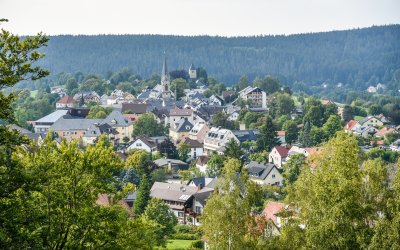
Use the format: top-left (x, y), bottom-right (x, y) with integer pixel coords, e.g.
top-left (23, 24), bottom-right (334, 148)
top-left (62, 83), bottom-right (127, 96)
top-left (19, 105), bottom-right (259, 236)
top-left (162, 51), bottom-right (168, 77)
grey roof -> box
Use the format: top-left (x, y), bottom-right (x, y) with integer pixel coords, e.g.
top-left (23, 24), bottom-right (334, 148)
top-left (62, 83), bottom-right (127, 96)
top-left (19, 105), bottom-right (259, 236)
top-left (137, 91), bottom-right (151, 99)
top-left (50, 117), bottom-right (103, 131)
top-left (132, 136), bottom-right (157, 148)
top-left (8, 124), bottom-right (32, 134)
top-left (246, 161), bottom-right (277, 180)
top-left (150, 182), bottom-right (198, 203)
top-left (121, 103), bottom-right (151, 114)
top-left (125, 192), bottom-right (137, 202)
top-left (171, 119), bottom-right (193, 133)
top-left (192, 188), bottom-right (214, 206)
top-left (103, 110), bottom-right (131, 127)
top-left (232, 130), bottom-right (259, 142)
top-left (187, 177), bottom-right (217, 189)
top-left (35, 110), bottom-right (69, 123)
top-left (152, 158), bottom-right (188, 167)
top-left (180, 138), bottom-right (203, 148)
top-left (145, 99), bottom-right (184, 111)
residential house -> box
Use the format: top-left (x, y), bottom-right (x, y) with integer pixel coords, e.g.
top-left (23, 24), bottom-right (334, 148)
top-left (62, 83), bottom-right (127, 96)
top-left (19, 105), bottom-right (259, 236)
top-left (188, 122), bottom-right (210, 142)
top-left (203, 127), bottom-right (237, 156)
top-left (179, 137), bottom-right (204, 160)
top-left (232, 129), bottom-right (259, 144)
top-left (236, 86), bottom-right (267, 108)
top-left (50, 117), bottom-right (102, 142)
top-left (82, 123), bottom-right (119, 146)
top-left (169, 119), bottom-right (194, 142)
top-left (187, 177), bottom-right (217, 189)
top-left (103, 111), bottom-right (133, 144)
top-left (150, 182), bottom-right (198, 224)
top-left (73, 91), bottom-right (101, 104)
top-left (359, 116), bottom-right (384, 127)
top-left (263, 201), bottom-right (291, 233)
top-left (227, 110), bottom-right (240, 121)
top-left (51, 86), bottom-right (67, 97)
top-left (127, 136), bottom-right (158, 153)
top-left (390, 139), bottom-right (400, 152)
top-left (269, 146), bottom-right (291, 169)
top-left (56, 96), bottom-right (77, 109)
top-left (209, 95), bottom-right (224, 106)
top-left (169, 108), bottom-right (195, 127)
top-left (375, 127), bottom-right (396, 139)
top-left (7, 124), bottom-right (45, 145)
top-left (32, 109), bottom-right (69, 133)
top-left (196, 156), bottom-right (210, 173)
top-left (190, 188), bottom-right (214, 226)
top-left (352, 125), bottom-right (378, 138)
top-left (152, 159), bottom-right (189, 173)
top-left (246, 161), bottom-right (283, 186)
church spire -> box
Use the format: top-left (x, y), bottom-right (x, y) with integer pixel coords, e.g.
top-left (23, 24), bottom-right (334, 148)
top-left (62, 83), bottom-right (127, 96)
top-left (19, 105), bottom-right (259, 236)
top-left (162, 51), bottom-right (168, 78)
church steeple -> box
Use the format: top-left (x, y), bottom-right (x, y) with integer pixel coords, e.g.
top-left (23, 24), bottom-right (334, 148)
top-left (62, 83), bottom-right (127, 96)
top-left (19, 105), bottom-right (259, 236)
top-left (162, 52), bottom-right (168, 78)
top-left (160, 52), bottom-right (171, 98)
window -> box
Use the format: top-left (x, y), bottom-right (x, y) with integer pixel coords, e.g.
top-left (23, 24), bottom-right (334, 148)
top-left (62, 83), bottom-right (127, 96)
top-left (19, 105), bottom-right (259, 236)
top-left (178, 212), bottom-right (184, 217)
top-left (272, 174), bottom-right (275, 178)
top-left (195, 206), bottom-right (201, 213)
top-left (136, 143), bottom-right (142, 147)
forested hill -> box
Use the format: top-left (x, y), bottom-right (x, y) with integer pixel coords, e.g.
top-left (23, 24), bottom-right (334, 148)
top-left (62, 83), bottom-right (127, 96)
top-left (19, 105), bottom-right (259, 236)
top-left (39, 25), bottom-right (400, 90)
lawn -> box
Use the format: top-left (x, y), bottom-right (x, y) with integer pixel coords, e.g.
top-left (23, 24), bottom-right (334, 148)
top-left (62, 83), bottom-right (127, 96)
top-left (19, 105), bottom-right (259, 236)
top-left (354, 116), bottom-right (365, 121)
top-left (166, 240), bottom-right (195, 250)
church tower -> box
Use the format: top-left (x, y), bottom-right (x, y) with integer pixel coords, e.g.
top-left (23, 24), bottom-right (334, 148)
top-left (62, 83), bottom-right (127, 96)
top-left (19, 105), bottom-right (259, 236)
top-left (161, 52), bottom-right (172, 98)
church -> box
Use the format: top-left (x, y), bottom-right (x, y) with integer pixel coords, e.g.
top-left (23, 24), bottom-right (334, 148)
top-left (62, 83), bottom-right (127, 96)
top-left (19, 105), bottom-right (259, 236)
top-left (149, 53), bottom-right (175, 99)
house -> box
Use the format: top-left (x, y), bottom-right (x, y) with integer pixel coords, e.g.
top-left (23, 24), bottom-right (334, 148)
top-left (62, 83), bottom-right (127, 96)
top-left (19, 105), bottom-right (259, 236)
top-left (263, 201), bottom-right (290, 232)
top-left (352, 125), bottom-right (378, 138)
top-left (56, 96), bottom-right (77, 109)
top-left (103, 111), bottom-right (133, 144)
top-left (222, 90), bottom-right (236, 103)
top-left (236, 86), bottom-right (267, 108)
top-left (121, 103), bottom-right (150, 116)
top-left (188, 122), bottom-right (210, 142)
top-left (246, 161), bottom-right (283, 186)
top-left (168, 108), bottom-right (194, 127)
top-left (7, 124), bottom-right (45, 145)
top-left (82, 123), bottom-right (119, 146)
top-left (269, 146), bottom-right (291, 169)
top-left (152, 159), bottom-right (189, 172)
top-left (169, 119), bottom-right (194, 142)
top-left (51, 86), bottom-right (67, 97)
top-left (73, 91), bottom-right (101, 103)
top-left (321, 99), bottom-right (336, 105)
top-left (277, 131), bottom-right (286, 145)
top-left (203, 127), bottom-right (237, 156)
top-left (359, 116), bottom-right (384, 127)
top-left (150, 182), bottom-right (198, 224)
top-left (179, 137), bottom-right (204, 160)
top-left (127, 136), bottom-right (158, 153)
top-left (49, 117), bottom-right (103, 142)
top-left (375, 127), bottom-right (396, 138)
top-left (287, 145), bottom-right (309, 158)
top-left (345, 120), bottom-right (360, 133)
top-left (190, 188), bottom-right (214, 226)
top-left (32, 109), bottom-right (69, 133)
top-left (390, 139), bottom-right (400, 152)
top-left (227, 110), bottom-right (240, 121)
top-left (209, 95), bottom-right (224, 106)
top-left (232, 130), bottom-right (259, 144)
top-left (187, 177), bottom-right (217, 189)
top-left (196, 156), bottom-right (210, 173)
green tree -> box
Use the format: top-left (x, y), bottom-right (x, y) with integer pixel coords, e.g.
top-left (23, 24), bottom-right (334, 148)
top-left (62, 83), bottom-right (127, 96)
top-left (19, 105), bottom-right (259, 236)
top-left (206, 153), bottom-right (225, 177)
top-left (144, 198), bottom-right (178, 243)
top-left (132, 113), bottom-right (166, 137)
top-left (134, 174), bottom-right (152, 215)
top-left (322, 115), bottom-right (342, 140)
top-left (273, 92), bottom-right (295, 117)
top-left (282, 154), bottom-right (306, 186)
top-left (299, 121), bottom-right (311, 147)
top-left (368, 104), bottom-right (383, 115)
top-left (126, 149), bottom-right (152, 175)
top-left (65, 78), bottom-right (78, 95)
top-left (310, 126), bottom-right (325, 145)
top-left (342, 104), bottom-right (353, 122)
top-left (290, 132), bottom-right (369, 249)
top-left (237, 75), bottom-right (249, 91)
top-left (171, 78), bottom-right (186, 99)
top-left (158, 137), bottom-right (178, 159)
top-left (256, 115), bottom-right (280, 152)
top-left (178, 143), bottom-right (191, 162)
top-left (282, 119), bottom-right (299, 145)
top-left (201, 158), bottom-right (254, 249)
top-left (223, 138), bottom-right (244, 160)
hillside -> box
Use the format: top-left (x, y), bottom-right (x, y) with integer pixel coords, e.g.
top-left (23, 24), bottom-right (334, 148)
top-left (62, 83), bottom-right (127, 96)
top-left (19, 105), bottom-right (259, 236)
top-left (38, 25), bottom-right (400, 91)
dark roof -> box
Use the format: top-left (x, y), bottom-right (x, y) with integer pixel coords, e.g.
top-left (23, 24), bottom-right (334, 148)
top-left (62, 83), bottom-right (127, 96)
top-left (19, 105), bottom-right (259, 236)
top-left (134, 136), bottom-right (158, 148)
top-left (246, 161), bottom-right (277, 180)
top-left (121, 103), bottom-right (150, 114)
top-left (189, 63), bottom-right (196, 71)
top-left (67, 108), bottom-right (90, 118)
top-left (187, 177), bottom-right (217, 189)
top-left (232, 130), bottom-right (259, 142)
top-left (171, 119), bottom-right (193, 133)
top-left (196, 156), bottom-right (210, 166)
top-left (192, 189), bottom-right (214, 206)
top-left (180, 138), bottom-right (203, 148)
top-left (197, 106), bottom-right (226, 120)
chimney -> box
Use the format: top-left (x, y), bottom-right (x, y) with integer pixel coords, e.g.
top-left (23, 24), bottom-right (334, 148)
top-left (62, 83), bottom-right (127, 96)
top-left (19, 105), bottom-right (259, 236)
top-left (198, 183), bottom-right (203, 191)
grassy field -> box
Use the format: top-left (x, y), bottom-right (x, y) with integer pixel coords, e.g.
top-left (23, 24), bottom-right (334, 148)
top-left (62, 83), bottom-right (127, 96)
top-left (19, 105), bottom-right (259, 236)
top-left (166, 240), bottom-right (196, 250)
top-left (354, 116), bottom-right (365, 121)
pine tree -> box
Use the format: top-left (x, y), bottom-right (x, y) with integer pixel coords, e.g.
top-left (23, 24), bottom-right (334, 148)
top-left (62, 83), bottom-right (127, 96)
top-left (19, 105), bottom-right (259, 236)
top-left (224, 138), bottom-right (244, 160)
top-left (256, 115), bottom-right (280, 152)
top-left (134, 174), bottom-right (152, 215)
top-left (300, 121), bottom-right (311, 147)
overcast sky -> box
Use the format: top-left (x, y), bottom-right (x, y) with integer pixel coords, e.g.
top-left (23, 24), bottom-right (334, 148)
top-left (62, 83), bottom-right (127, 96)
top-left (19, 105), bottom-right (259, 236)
top-left (1, 0), bottom-right (399, 36)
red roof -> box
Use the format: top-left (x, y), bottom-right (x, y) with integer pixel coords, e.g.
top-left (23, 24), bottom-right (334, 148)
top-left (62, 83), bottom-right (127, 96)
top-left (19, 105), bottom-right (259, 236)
top-left (346, 120), bottom-right (358, 131)
top-left (322, 99), bottom-right (335, 105)
top-left (376, 127), bottom-right (395, 137)
top-left (263, 201), bottom-right (286, 225)
top-left (274, 146), bottom-right (291, 158)
top-left (277, 131), bottom-right (285, 137)
top-left (57, 95), bottom-right (76, 104)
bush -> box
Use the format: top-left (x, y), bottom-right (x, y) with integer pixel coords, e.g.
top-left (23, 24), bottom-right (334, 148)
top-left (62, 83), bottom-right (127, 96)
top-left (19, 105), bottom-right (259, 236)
top-left (189, 240), bottom-right (204, 249)
top-left (174, 224), bottom-right (194, 234)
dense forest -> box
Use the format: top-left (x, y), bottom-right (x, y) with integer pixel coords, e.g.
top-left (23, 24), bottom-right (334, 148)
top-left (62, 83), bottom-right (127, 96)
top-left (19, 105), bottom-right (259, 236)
top-left (35, 25), bottom-right (400, 94)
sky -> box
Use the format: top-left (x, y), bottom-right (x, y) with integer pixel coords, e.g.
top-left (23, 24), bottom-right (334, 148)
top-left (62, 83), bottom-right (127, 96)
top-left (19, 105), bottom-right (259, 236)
top-left (1, 0), bottom-right (400, 36)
